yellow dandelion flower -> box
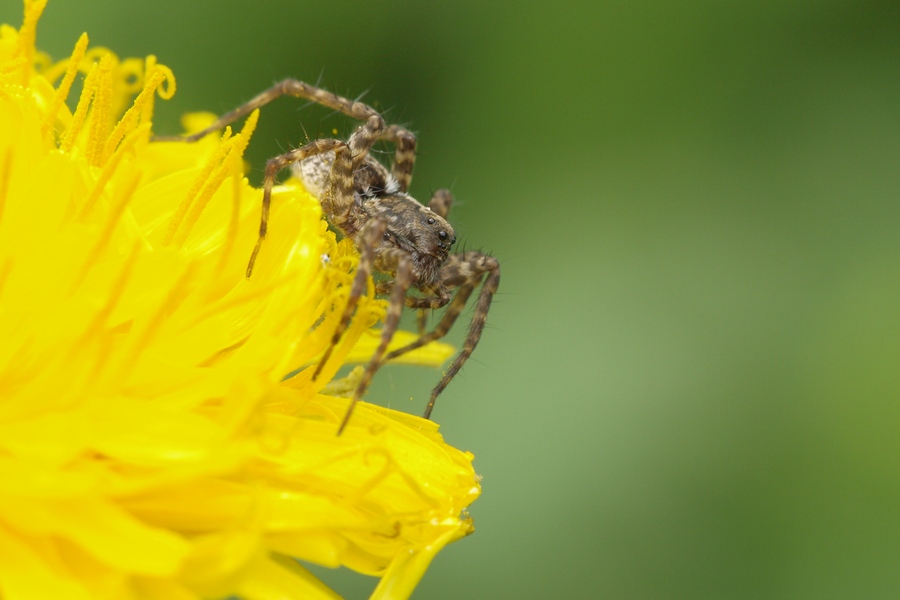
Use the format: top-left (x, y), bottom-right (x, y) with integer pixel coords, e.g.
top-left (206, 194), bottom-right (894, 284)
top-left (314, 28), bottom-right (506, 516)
top-left (0, 2), bottom-right (480, 599)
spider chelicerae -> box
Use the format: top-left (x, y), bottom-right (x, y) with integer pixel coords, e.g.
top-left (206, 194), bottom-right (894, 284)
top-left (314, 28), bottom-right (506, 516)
top-left (156, 79), bottom-right (500, 432)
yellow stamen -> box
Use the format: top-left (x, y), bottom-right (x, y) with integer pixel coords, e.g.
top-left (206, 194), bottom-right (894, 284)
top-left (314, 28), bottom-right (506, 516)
top-left (118, 57), bottom-right (145, 96)
top-left (153, 62), bottom-right (175, 99)
top-left (139, 57), bottom-right (176, 128)
top-left (78, 123), bottom-right (150, 219)
top-left (162, 127), bottom-right (235, 246)
top-left (41, 32), bottom-right (89, 140)
top-left (102, 67), bottom-right (170, 162)
top-left (0, 57), bottom-right (28, 76)
top-left (173, 152), bottom-right (234, 248)
top-left (86, 53), bottom-right (114, 166)
top-left (32, 50), bottom-right (52, 75)
top-left (107, 57), bottom-right (140, 121)
top-left (208, 133), bottom-right (252, 297)
top-left (13, 0), bottom-right (47, 86)
top-left (60, 61), bottom-right (97, 152)
top-left (174, 110), bottom-right (259, 248)
top-left (82, 46), bottom-right (116, 70)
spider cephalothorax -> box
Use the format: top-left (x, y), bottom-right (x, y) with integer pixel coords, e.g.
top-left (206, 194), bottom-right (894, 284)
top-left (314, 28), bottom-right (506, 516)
top-left (156, 79), bottom-right (499, 432)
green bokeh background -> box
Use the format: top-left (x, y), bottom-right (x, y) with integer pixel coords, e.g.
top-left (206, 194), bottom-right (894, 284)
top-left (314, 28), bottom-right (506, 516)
top-left (5, 1), bottom-right (898, 598)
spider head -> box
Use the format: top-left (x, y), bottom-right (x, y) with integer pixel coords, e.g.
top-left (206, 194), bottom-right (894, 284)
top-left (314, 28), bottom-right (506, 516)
top-left (366, 193), bottom-right (456, 284)
top-left (421, 212), bottom-right (456, 254)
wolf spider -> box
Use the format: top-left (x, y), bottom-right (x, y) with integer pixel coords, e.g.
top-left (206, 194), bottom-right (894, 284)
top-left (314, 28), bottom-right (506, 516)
top-left (156, 79), bottom-right (500, 432)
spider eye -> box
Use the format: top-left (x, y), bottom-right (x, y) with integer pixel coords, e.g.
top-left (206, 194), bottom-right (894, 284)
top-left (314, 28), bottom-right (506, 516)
top-left (438, 230), bottom-right (448, 240)
top-left (383, 232), bottom-right (391, 241)
top-left (427, 217), bottom-right (436, 225)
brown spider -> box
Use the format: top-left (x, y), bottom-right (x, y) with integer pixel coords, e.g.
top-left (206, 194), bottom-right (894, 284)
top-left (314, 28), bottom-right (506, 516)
top-left (155, 79), bottom-right (499, 432)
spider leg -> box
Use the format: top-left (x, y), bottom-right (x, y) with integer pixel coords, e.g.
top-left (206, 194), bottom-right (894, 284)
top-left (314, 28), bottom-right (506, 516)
top-left (337, 248), bottom-right (413, 434)
top-left (246, 138), bottom-right (349, 276)
top-left (423, 252), bottom-right (500, 419)
top-left (428, 188), bottom-right (453, 218)
top-left (248, 102), bottom-right (381, 276)
top-left (416, 309), bottom-right (428, 336)
top-left (151, 79), bottom-right (417, 191)
top-left (311, 218), bottom-right (386, 383)
top-left (376, 281), bottom-right (451, 309)
top-left (405, 290), bottom-right (454, 310)
top-left (377, 275), bottom-right (450, 335)
top-left (381, 279), bottom-right (472, 364)
top-left (383, 124), bottom-right (416, 193)
top-left (153, 80), bottom-right (380, 142)
top-left (408, 189), bottom-right (455, 334)
top-left (376, 251), bottom-right (500, 419)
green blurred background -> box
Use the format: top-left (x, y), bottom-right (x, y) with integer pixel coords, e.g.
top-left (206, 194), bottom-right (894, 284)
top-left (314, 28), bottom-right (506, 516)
top-left (6, 0), bottom-right (899, 597)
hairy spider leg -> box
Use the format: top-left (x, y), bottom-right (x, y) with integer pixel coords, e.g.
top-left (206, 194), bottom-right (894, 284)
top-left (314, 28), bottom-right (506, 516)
top-left (336, 245), bottom-right (414, 435)
top-left (152, 79), bottom-right (418, 192)
top-left (427, 188), bottom-right (453, 218)
top-left (246, 138), bottom-right (348, 276)
top-left (382, 251), bottom-right (500, 419)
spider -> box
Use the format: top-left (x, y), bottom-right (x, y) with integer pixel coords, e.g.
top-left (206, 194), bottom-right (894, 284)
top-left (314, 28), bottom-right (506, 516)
top-left (155, 79), bottom-right (500, 433)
